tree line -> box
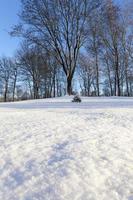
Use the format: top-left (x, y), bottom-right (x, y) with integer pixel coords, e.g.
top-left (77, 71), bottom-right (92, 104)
top-left (0, 0), bottom-right (133, 102)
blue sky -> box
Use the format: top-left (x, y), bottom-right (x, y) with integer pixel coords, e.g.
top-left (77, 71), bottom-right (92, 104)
top-left (0, 0), bottom-right (21, 57)
top-left (0, 0), bottom-right (125, 57)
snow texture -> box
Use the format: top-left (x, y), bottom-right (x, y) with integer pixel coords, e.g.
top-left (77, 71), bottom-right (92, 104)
top-left (0, 96), bottom-right (133, 200)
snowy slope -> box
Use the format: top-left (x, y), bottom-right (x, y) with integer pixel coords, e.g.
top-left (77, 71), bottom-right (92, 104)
top-left (0, 96), bottom-right (133, 200)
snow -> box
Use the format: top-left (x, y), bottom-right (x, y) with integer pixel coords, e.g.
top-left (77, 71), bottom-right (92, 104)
top-left (0, 96), bottom-right (133, 200)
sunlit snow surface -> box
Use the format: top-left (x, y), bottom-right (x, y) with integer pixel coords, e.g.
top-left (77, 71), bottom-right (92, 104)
top-left (0, 96), bottom-right (133, 200)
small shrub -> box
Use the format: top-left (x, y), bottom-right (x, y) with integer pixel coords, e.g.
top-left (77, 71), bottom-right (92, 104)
top-left (72, 94), bottom-right (81, 103)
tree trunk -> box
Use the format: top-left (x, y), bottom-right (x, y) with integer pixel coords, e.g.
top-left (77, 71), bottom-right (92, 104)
top-left (115, 63), bottom-right (121, 96)
top-left (4, 81), bottom-right (8, 102)
top-left (106, 60), bottom-right (113, 96)
top-left (96, 53), bottom-right (100, 96)
top-left (115, 50), bottom-right (121, 96)
top-left (67, 77), bottom-right (72, 95)
top-left (53, 74), bottom-right (56, 97)
top-left (33, 82), bottom-right (39, 99)
top-left (125, 62), bottom-right (129, 97)
top-left (12, 73), bottom-right (17, 102)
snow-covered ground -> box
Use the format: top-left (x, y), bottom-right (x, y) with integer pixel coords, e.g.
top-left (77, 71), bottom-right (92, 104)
top-left (0, 96), bottom-right (133, 200)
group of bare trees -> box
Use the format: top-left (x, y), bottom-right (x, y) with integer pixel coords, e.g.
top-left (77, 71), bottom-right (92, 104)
top-left (0, 0), bottom-right (133, 101)
top-left (79, 0), bottom-right (133, 96)
top-left (0, 43), bottom-right (66, 101)
top-left (0, 58), bottom-right (19, 102)
top-left (17, 42), bottom-right (65, 99)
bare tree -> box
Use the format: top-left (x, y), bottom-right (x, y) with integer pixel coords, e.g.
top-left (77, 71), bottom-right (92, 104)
top-left (86, 11), bottom-right (102, 96)
top-left (17, 42), bottom-right (44, 99)
top-left (100, 0), bottom-right (123, 96)
top-left (0, 58), bottom-right (13, 102)
top-left (78, 54), bottom-right (94, 96)
top-left (11, 60), bottom-right (19, 101)
top-left (11, 0), bottom-right (103, 95)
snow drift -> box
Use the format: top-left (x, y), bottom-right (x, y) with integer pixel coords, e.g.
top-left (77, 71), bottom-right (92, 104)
top-left (0, 96), bottom-right (133, 200)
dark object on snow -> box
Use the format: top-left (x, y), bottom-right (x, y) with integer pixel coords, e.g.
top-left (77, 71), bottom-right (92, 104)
top-left (72, 95), bottom-right (81, 103)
